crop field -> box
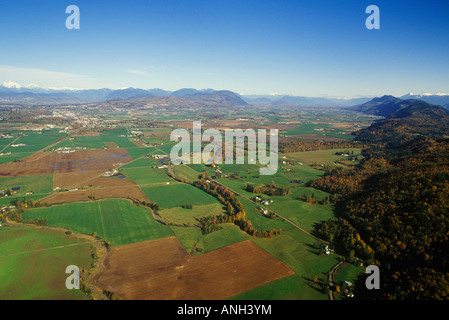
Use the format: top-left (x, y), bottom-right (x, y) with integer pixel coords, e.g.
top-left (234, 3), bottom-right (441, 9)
top-left (124, 147), bottom-right (158, 160)
top-left (141, 183), bottom-right (218, 209)
top-left (53, 170), bottom-right (105, 189)
top-left (52, 129), bottom-right (137, 151)
top-left (169, 223), bottom-right (251, 254)
top-left (3, 130), bottom-right (67, 153)
top-left (52, 135), bottom-right (106, 150)
top-left (0, 174), bottom-right (53, 195)
top-left (159, 203), bottom-right (223, 225)
top-left (284, 148), bottom-right (363, 166)
top-left (171, 164), bottom-right (201, 183)
top-left (0, 148), bottom-right (132, 177)
top-left (42, 184), bottom-right (149, 206)
top-left (121, 167), bottom-right (173, 186)
top-left (120, 156), bottom-right (159, 168)
top-left (22, 199), bottom-right (173, 246)
top-left (93, 237), bottom-right (294, 300)
top-left (0, 227), bottom-right (95, 300)
top-left (0, 152), bottom-right (34, 164)
top-left (0, 194), bottom-right (44, 207)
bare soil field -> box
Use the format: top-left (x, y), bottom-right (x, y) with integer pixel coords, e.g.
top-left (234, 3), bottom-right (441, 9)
top-left (43, 182), bottom-right (148, 205)
top-left (103, 142), bottom-right (119, 149)
top-left (0, 152), bottom-right (57, 177)
top-left (0, 148), bottom-right (132, 177)
top-left (53, 170), bottom-right (105, 189)
top-left (93, 237), bottom-right (294, 300)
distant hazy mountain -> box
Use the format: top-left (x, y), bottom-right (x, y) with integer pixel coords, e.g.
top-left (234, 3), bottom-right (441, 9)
top-left (184, 90), bottom-right (248, 106)
top-left (105, 87), bottom-right (154, 100)
top-left (170, 88), bottom-right (216, 97)
top-left (348, 95), bottom-right (421, 117)
top-left (147, 88), bottom-right (171, 97)
top-left (242, 94), bottom-right (371, 107)
top-left (125, 90), bottom-right (248, 109)
top-left (401, 93), bottom-right (449, 106)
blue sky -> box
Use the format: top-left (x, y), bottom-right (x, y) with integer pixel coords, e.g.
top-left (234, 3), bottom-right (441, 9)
top-left (0, 0), bottom-right (448, 97)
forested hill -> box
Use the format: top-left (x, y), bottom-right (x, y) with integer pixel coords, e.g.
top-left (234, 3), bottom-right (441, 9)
top-left (354, 98), bottom-right (449, 146)
top-left (311, 96), bottom-right (449, 299)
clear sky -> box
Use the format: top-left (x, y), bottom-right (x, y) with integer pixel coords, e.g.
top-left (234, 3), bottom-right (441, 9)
top-left (0, 0), bottom-right (448, 97)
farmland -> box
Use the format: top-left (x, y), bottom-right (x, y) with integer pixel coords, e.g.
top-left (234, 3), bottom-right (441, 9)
top-left (0, 227), bottom-right (95, 300)
top-left (0, 106), bottom-right (370, 301)
top-left (22, 199), bottom-right (173, 246)
top-left (93, 237), bottom-right (294, 300)
top-left (141, 183), bottom-right (218, 209)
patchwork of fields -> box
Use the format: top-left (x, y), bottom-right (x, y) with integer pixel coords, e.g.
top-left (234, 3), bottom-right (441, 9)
top-left (0, 125), bottom-right (364, 300)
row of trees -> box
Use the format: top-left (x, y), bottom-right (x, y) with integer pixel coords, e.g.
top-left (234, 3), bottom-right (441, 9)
top-left (280, 140), bottom-right (365, 153)
top-left (193, 177), bottom-right (282, 238)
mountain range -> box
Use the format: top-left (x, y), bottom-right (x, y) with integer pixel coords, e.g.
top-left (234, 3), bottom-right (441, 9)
top-left (1, 82), bottom-right (449, 108)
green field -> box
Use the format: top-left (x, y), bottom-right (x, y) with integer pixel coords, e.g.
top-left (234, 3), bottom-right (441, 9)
top-left (120, 156), bottom-right (160, 168)
top-left (332, 262), bottom-right (365, 300)
top-left (0, 194), bottom-right (45, 207)
top-left (141, 183), bottom-right (218, 209)
top-left (22, 199), bottom-right (173, 246)
top-left (172, 165), bottom-right (201, 183)
top-left (283, 123), bottom-right (354, 140)
top-left (124, 147), bottom-right (158, 160)
top-left (121, 167), bottom-right (173, 186)
top-left (230, 228), bottom-right (341, 300)
top-left (0, 227), bottom-right (94, 300)
top-left (159, 203), bottom-right (223, 225)
top-left (170, 223), bottom-right (250, 255)
top-left (0, 152), bottom-right (34, 164)
top-left (284, 148), bottom-right (362, 166)
top-left (4, 130), bottom-right (66, 153)
top-left (0, 174), bottom-right (54, 196)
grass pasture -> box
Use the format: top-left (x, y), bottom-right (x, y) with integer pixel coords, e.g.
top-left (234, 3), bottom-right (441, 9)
top-left (22, 199), bottom-right (173, 246)
top-left (121, 167), bottom-right (173, 186)
top-left (0, 152), bottom-right (34, 164)
top-left (4, 130), bottom-right (66, 153)
top-left (284, 148), bottom-right (362, 166)
top-left (159, 203), bottom-right (223, 225)
top-left (0, 227), bottom-right (94, 300)
top-left (141, 183), bottom-right (218, 209)
top-left (230, 228), bottom-right (340, 300)
top-left (0, 174), bottom-right (54, 196)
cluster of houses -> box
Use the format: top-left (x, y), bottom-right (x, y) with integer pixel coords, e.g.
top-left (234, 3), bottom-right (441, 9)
top-left (323, 245), bottom-right (334, 255)
top-left (253, 196), bottom-right (273, 206)
top-left (0, 152), bottom-right (12, 156)
top-left (103, 169), bottom-right (119, 177)
top-left (54, 147), bottom-right (80, 154)
top-left (0, 205), bottom-right (16, 213)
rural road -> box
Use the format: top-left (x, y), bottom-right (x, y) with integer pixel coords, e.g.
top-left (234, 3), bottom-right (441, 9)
top-left (328, 261), bottom-right (344, 300)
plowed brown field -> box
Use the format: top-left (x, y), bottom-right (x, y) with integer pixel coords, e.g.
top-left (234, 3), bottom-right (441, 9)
top-left (0, 148), bottom-right (132, 178)
top-left (93, 237), bottom-right (295, 300)
top-left (44, 177), bottom-right (148, 205)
